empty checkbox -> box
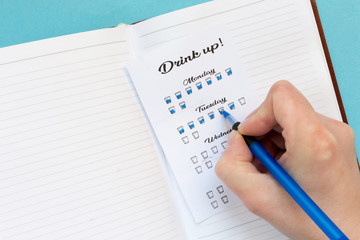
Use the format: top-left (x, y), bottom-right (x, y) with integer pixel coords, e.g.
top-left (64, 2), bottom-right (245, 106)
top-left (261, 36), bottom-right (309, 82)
top-left (201, 151), bottom-right (208, 159)
top-left (211, 201), bottom-right (218, 209)
top-left (191, 156), bottom-right (198, 164)
top-left (217, 185), bottom-right (224, 194)
top-left (239, 97), bottom-right (246, 105)
top-left (206, 191), bottom-right (214, 199)
top-left (221, 195), bottom-right (229, 204)
top-left (182, 136), bottom-right (189, 144)
top-left (211, 146), bottom-right (218, 154)
top-left (221, 141), bottom-right (227, 149)
top-left (192, 131), bottom-right (199, 139)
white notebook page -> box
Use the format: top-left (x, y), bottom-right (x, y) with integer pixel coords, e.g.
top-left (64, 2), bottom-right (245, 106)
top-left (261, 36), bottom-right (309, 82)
top-left (128, 0), bottom-right (340, 239)
top-left (129, 0), bottom-right (342, 121)
top-left (0, 27), bottom-right (184, 240)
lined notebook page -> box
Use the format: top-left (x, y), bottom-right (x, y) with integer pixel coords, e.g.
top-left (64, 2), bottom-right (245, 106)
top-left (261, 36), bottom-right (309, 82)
top-left (0, 27), bottom-right (184, 240)
top-left (129, 0), bottom-right (342, 121)
top-left (129, 0), bottom-right (340, 239)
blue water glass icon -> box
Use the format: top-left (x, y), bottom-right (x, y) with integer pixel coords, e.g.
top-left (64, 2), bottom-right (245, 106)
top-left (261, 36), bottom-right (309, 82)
top-left (218, 107), bottom-right (224, 114)
top-left (169, 106), bottom-right (175, 114)
top-left (179, 101), bottom-right (186, 109)
top-left (164, 96), bottom-right (171, 104)
top-left (188, 121), bottom-right (195, 129)
top-left (196, 82), bottom-right (203, 90)
top-left (228, 102), bottom-right (235, 110)
top-left (225, 68), bottom-right (232, 76)
top-left (198, 116), bottom-right (205, 124)
top-left (177, 126), bottom-right (184, 134)
top-left (175, 91), bottom-right (182, 99)
top-left (205, 77), bottom-right (212, 85)
top-left (208, 111), bottom-right (215, 119)
top-left (216, 73), bottom-right (222, 80)
top-left (186, 86), bottom-right (192, 95)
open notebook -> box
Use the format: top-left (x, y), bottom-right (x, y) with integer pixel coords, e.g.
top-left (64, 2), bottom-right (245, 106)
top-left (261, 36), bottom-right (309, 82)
top-left (0, 0), bottom-right (344, 239)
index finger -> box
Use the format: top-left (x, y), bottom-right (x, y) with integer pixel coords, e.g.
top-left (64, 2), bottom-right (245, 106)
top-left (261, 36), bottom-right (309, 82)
top-left (239, 81), bottom-right (321, 138)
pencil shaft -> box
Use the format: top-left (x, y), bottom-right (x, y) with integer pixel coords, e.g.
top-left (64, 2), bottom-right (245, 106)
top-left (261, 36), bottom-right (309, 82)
top-left (248, 141), bottom-right (348, 240)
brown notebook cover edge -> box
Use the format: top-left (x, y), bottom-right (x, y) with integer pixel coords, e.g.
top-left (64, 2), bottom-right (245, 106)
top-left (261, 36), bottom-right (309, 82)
top-left (310, 0), bottom-right (348, 123)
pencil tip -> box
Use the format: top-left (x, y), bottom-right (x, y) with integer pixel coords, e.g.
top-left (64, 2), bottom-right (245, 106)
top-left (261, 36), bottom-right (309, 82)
top-left (222, 110), bottom-right (229, 118)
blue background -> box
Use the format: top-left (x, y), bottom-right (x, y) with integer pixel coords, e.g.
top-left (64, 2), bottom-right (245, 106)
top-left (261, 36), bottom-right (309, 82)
top-left (1, 0), bottom-right (359, 153)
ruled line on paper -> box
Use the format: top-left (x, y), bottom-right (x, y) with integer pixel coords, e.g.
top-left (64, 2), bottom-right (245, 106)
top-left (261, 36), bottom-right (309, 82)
top-left (139, 0), bottom-right (265, 38)
top-left (114, 218), bottom-right (177, 240)
top-left (226, 3), bottom-right (294, 25)
top-left (0, 85), bottom-right (132, 121)
top-left (141, 226), bottom-right (180, 240)
top-left (231, 18), bottom-right (301, 39)
top-left (0, 80), bottom-right (129, 109)
top-left (0, 41), bottom-right (126, 67)
top-left (0, 170), bottom-right (163, 224)
top-left (254, 76), bottom-right (317, 93)
top-left (0, 106), bottom-right (142, 147)
top-left (0, 71), bottom-right (128, 100)
top-left (248, 58), bottom-right (311, 78)
top-left (249, 228), bottom-right (283, 240)
top-left (0, 144), bottom-right (156, 193)
top-left (3, 184), bottom-right (168, 238)
top-left (198, 206), bottom-right (250, 226)
top-left (52, 198), bottom-right (172, 239)
top-left (0, 153), bottom-right (159, 214)
top-left (142, 4), bottom-right (298, 51)
top-left (0, 60), bottom-right (127, 90)
top-left (139, 1), bottom-right (295, 48)
top-left (0, 100), bottom-right (141, 136)
top-left (251, 65), bottom-right (314, 84)
top-left (235, 31), bottom-right (304, 51)
top-left (86, 208), bottom-right (174, 240)
top-left (198, 218), bottom-right (263, 239)
top-left (0, 128), bottom-right (150, 173)
top-left (0, 120), bottom-right (147, 163)
top-left (0, 91), bottom-right (135, 123)
top-left (0, 174), bottom-right (165, 226)
top-left (239, 37), bottom-right (305, 58)
top-left (0, 66), bottom-right (125, 90)
top-left (0, 132), bottom-right (151, 177)
top-left (244, 51), bottom-right (308, 71)
top-left (0, 53), bottom-right (129, 81)
top-left (227, 9), bottom-right (296, 31)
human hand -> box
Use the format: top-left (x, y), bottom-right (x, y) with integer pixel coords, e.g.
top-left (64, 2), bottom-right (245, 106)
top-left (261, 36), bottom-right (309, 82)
top-left (215, 81), bottom-right (360, 239)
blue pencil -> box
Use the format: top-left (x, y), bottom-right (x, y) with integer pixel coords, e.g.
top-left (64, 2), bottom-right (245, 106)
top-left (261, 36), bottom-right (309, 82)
top-left (222, 110), bottom-right (348, 240)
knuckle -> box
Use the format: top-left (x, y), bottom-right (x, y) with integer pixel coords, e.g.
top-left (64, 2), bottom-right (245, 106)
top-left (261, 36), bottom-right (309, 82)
top-left (343, 123), bottom-right (355, 142)
top-left (269, 80), bottom-right (293, 95)
top-left (310, 124), bottom-right (338, 162)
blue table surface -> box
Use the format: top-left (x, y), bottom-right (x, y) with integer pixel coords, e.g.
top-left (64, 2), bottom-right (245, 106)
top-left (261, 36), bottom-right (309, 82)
top-left (1, 0), bottom-right (360, 153)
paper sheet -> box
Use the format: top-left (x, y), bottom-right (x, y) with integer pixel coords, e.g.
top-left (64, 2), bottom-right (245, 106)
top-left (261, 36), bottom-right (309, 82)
top-left (0, 26), bottom-right (185, 240)
top-left (127, 25), bottom-right (260, 222)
